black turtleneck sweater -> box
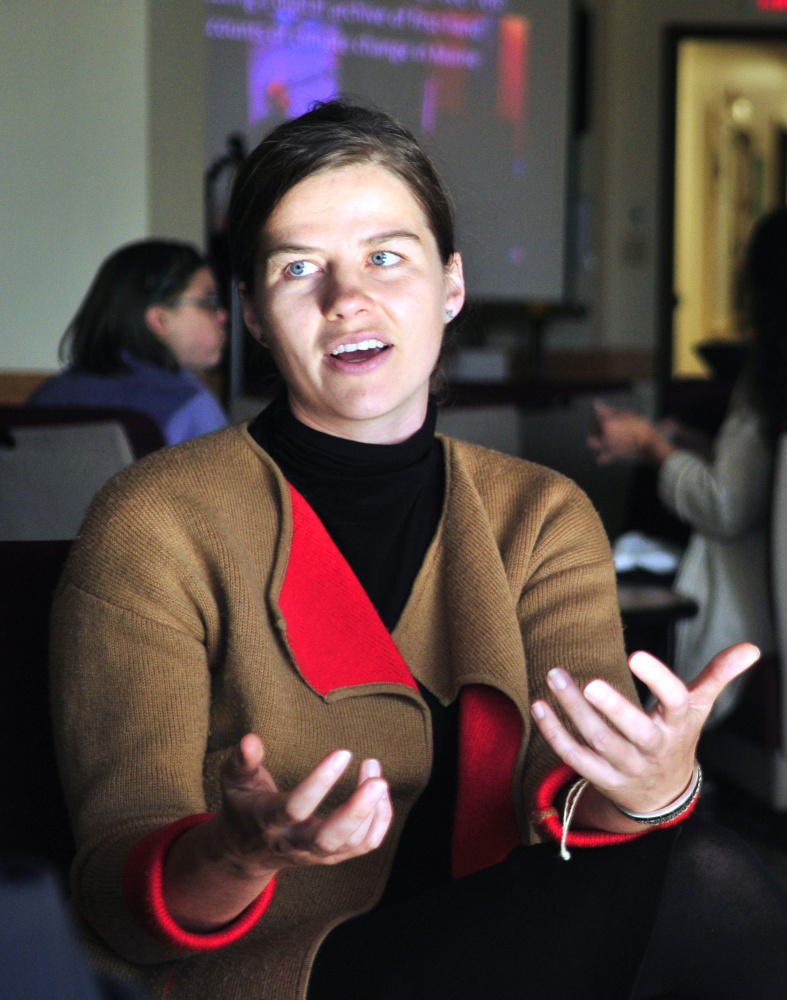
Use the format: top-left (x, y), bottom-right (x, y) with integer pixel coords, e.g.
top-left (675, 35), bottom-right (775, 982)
top-left (248, 394), bottom-right (458, 904)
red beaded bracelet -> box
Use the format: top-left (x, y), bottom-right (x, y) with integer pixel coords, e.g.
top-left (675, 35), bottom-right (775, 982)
top-left (531, 761), bottom-right (702, 859)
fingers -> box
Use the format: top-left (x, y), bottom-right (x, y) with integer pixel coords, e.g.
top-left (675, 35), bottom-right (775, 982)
top-left (363, 784), bottom-right (394, 848)
top-left (686, 642), bottom-right (761, 714)
top-left (589, 401), bottom-right (614, 460)
top-left (531, 695), bottom-right (624, 789)
top-left (628, 644), bottom-right (760, 727)
top-left (592, 400), bottom-right (617, 421)
top-left (583, 678), bottom-right (661, 751)
top-left (551, 668), bottom-right (660, 758)
top-left (219, 742), bottom-right (392, 873)
top-left (587, 434), bottom-right (610, 457)
top-left (551, 669), bottom-right (653, 762)
top-left (221, 733), bottom-right (276, 795)
top-left (279, 753), bottom-right (391, 859)
top-left (532, 649), bottom-right (761, 818)
top-left (312, 772), bottom-right (391, 857)
top-left (628, 651), bottom-right (690, 722)
top-left (286, 749), bottom-right (353, 822)
top-left (587, 402), bottom-right (644, 463)
top-left (312, 757), bottom-right (391, 857)
top-left (532, 668), bottom-right (698, 811)
top-left (238, 733), bottom-right (265, 771)
top-left (358, 757), bottom-right (382, 783)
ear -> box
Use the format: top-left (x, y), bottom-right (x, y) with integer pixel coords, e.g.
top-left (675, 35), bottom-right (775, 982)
top-left (238, 282), bottom-right (267, 347)
top-left (144, 303), bottom-right (170, 341)
top-left (444, 253), bottom-right (465, 322)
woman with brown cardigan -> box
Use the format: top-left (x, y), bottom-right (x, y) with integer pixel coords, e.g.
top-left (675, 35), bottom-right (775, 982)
top-left (51, 102), bottom-right (786, 1000)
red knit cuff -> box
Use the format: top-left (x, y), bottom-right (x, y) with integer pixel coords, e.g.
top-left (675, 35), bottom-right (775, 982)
top-left (530, 762), bottom-right (699, 848)
top-left (122, 814), bottom-right (276, 951)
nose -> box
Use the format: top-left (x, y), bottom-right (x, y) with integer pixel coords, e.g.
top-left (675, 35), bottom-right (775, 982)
top-left (321, 269), bottom-right (373, 321)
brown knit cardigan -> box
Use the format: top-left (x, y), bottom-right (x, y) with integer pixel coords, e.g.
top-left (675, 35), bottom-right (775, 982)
top-left (49, 424), bottom-right (634, 1000)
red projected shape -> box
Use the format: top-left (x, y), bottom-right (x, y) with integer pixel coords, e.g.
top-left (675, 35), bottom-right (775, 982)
top-left (496, 16), bottom-right (530, 154)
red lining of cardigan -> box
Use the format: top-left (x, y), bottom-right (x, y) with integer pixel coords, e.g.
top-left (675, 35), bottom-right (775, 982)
top-left (279, 485), bottom-right (418, 695)
top-left (122, 814), bottom-right (276, 951)
top-left (279, 489), bottom-right (526, 877)
top-left (531, 762), bottom-right (699, 847)
top-left (452, 685), bottom-right (523, 878)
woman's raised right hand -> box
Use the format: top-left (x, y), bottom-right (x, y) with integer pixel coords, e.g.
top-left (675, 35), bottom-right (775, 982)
top-left (163, 734), bottom-right (392, 932)
top-left (216, 733), bottom-right (393, 877)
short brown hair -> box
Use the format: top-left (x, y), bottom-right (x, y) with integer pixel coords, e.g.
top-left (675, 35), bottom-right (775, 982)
top-left (228, 100), bottom-right (456, 292)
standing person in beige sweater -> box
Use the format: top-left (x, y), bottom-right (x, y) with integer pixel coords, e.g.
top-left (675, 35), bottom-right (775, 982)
top-left (51, 102), bottom-right (785, 1000)
top-left (589, 209), bottom-right (787, 725)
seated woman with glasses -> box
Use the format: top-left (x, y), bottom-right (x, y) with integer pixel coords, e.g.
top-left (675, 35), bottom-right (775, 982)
top-left (28, 240), bottom-right (228, 445)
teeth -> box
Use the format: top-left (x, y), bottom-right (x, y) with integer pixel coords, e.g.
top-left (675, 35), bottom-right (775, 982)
top-left (331, 339), bottom-right (385, 356)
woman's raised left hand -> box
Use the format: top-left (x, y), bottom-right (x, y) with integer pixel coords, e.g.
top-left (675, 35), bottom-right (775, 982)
top-left (530, 642), bottom-right (760, 827)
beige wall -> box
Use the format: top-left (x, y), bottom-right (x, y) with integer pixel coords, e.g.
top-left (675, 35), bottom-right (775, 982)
top-left (0, 0), bottom-right (204, 373)
top-left (147, 0), bottom-right (205, 242)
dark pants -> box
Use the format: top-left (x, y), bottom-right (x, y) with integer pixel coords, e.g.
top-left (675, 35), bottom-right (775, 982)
top-left (309, 820), bottom-right (787, 1000)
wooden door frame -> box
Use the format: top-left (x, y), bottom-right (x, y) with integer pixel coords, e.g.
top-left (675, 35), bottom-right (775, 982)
top-left (656, 24), bottom-right (787, 412)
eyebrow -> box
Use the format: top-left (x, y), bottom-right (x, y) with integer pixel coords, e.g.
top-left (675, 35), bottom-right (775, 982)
top-left (262, 243), bottom-right (318, 259)
top-left (362, 230), bottom-right (422, 247)
top-left (262, 230), bottom-right (423, 259)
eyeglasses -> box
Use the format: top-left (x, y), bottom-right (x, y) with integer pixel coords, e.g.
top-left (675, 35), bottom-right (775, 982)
top-left (176, 294), bottom-right (223, 313)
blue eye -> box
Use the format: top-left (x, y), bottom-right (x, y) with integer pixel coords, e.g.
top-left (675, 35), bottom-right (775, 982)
top-left (370, 251), bottom-right (401, 267)
top-left (285, 260), bottom-right (319, 277)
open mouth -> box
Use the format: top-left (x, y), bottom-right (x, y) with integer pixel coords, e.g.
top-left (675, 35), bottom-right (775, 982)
top-left (330, 339), bottom-right (390, 362)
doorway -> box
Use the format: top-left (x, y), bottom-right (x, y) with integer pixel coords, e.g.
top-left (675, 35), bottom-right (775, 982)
top-left (664, 31), bottom-right (787, 382)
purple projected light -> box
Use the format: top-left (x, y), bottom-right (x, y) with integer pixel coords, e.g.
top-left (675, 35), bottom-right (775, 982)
top-left (248, 17), bottom-right (340, 129)
top-left (206, 0), bottom-right (573, 300)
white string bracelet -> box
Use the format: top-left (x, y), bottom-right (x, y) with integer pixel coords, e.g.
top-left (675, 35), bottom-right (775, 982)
top-left (614, 762), bottom-right (703, 826)
top-left (559, 777), bottom-right (589, 860)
